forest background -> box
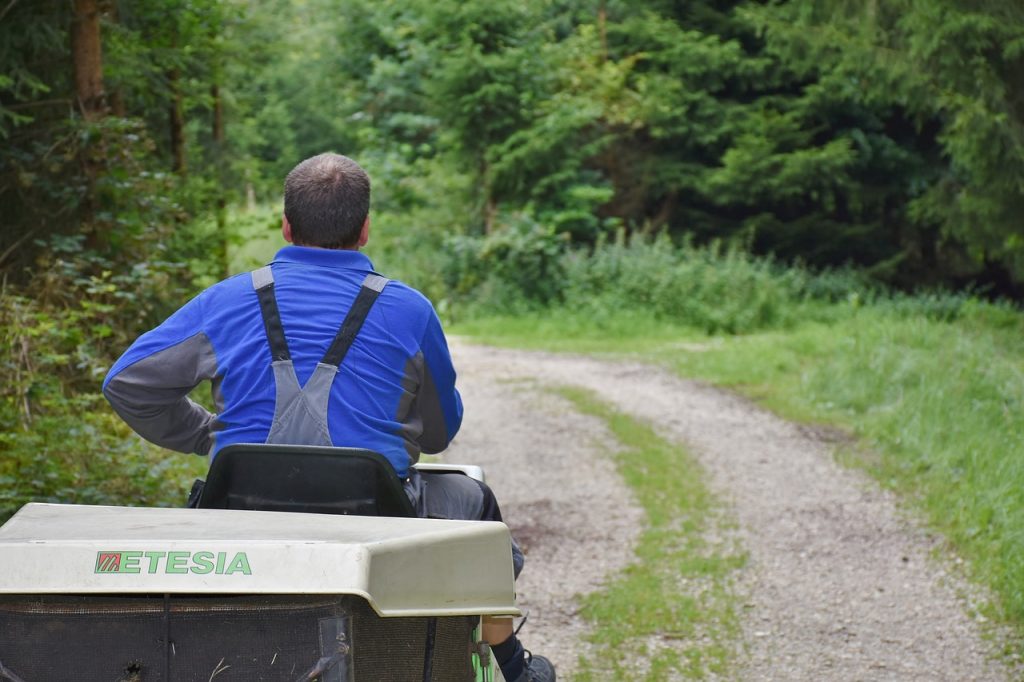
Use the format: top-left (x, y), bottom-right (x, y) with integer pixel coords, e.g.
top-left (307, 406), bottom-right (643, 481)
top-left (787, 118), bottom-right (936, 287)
top-left (2, 0), bottom-right (1024, 656)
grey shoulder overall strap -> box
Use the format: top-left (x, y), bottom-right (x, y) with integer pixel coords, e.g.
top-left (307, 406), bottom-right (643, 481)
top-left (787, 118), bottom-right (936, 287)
top-left (320, 273), bottom-right (389, 367)
top-left (251, 267), bottom-right (391, 446)
top-left (251, 266), bottom-right (289, 361)
top-left (250, 266), bottom-right (390, 368)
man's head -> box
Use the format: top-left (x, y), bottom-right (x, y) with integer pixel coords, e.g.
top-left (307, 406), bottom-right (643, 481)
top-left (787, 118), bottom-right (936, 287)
top-left (283, 153), bottom-right (371, 249)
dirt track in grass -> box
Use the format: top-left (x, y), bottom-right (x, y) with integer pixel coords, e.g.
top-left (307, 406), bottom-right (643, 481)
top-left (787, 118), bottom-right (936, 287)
top-left (443, 340), bottom-right (1019, 681)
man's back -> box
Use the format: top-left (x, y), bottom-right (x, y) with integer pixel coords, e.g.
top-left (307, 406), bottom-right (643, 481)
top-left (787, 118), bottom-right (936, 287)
top-left (103, 245), bottom-right (462, 477)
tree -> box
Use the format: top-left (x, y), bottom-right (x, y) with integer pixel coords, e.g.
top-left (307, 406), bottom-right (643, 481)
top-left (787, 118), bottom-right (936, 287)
top-left (0, 0), bottom-right (76, 273)
top-left (745, 0), bottom-right (1024, 291)
top-left (71, 0), bottom-right (106, 120)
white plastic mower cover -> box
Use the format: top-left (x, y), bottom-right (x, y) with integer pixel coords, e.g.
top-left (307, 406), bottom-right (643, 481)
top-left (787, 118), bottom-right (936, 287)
top-left (0, 503), bottom-right (520, 618)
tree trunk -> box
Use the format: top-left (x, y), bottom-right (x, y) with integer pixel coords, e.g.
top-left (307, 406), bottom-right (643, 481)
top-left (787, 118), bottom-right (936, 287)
top-left (212, 81), bottom-right (229, 276)
top-left (211, 83), bottom-right (224, 147)
top-left (650, 190), bottom-right (678, 232)
top-left (71, 0), bottom-right (106, 247)
top-left (168, 66), bottom-right (186, 174)
top-left (107, 1), bottom-right (126, 117)
top-left (109, 90), bottom-right (126, 117)
top-left (481, 156), bottom-right (497, 234)
top-left (71, 0), bottom-right (105, 120)
top-left (484, 195), bottom-right (497, 234)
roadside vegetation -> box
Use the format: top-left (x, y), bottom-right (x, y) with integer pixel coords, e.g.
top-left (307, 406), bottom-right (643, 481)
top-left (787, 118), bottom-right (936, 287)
top-left (449, 234), bottom-right (1024, 647)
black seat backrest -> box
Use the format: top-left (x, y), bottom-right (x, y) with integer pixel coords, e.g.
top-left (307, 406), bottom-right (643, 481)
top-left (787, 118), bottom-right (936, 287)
top-left (197, 443), bottom-right (416, 517)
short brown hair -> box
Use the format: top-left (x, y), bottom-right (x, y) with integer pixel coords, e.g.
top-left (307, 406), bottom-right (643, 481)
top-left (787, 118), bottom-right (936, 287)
top-left (283, 153), bottom-right (371, 249)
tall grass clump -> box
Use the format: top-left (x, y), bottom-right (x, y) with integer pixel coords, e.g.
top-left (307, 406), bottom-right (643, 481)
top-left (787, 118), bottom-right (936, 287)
top-left (443, 225), bottom-right (816, 334)
top-left (562, 233), bottom-right (807, 334)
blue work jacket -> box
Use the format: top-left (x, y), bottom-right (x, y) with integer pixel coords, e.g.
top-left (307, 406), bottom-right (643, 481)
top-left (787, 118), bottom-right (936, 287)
top-left (103, 246), bottom-right (463, 478)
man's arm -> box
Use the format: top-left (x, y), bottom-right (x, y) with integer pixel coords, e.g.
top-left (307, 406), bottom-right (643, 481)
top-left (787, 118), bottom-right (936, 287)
top-left (416, 311), bottom-right (463, 454)
top-left (103, 298), bottom-right (220, 455)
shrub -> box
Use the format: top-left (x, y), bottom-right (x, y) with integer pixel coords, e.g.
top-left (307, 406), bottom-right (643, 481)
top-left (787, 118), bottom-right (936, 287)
top-left (0, 291), bottom-right (204, 523)
top-left (442, 214), bottom-right (570, 313)
top-left (561, 233), bottom-right (806, 334)
top-left (0, 117), bottom-right (218, 521)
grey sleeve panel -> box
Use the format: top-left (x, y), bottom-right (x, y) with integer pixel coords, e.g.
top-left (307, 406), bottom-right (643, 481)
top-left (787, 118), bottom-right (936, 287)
top-left (417, 354), bottom-right (450, 455)
top-left (103, 332), bottom-right (219, 455)
top-left (397, 352), bottom-right (425, 462)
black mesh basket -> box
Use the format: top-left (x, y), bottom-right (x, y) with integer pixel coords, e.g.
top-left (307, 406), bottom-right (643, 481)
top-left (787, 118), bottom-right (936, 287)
top-left (0, 594), bottom-right (476, 681)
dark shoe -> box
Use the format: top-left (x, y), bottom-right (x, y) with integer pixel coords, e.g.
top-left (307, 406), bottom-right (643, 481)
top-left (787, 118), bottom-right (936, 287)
top-left (510, 652), bottom-right (556, 682)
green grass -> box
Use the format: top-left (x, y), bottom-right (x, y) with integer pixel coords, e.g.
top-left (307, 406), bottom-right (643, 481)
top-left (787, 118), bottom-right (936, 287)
top-left (554, 387), bottom-right (744, 681)
top-left (671, 309), bottom-right (1024, 626)
top-left (451, 309), bottom-right (705, 356)
top-left (453, 300), bottom-right (1024, 649)
top-left (661, 308), bottom-right (1024, 626)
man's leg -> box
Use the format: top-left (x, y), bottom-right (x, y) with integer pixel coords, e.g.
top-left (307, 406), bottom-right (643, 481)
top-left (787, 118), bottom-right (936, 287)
top-left (413, 470), bottom-right (523, 576)
top-left (415, 471), bottom-right (554, 682)
top-left (482, 617), bottom-right (514, 643)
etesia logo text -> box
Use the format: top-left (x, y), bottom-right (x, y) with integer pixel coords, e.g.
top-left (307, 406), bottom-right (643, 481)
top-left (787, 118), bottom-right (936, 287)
top-left (95, 550), bottom-right (252, 575)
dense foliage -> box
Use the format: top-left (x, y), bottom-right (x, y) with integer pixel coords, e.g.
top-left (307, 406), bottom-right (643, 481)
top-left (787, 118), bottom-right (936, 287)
top-left (296, 0), bottom-right (1024, 294)
top-left (1, 0), bottom-right (1022, 519)
top-left (6, 0), bottom-right (1022, 289)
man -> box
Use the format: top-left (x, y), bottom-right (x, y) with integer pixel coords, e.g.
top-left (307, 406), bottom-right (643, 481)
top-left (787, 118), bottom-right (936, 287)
top-left (103, 152), bottom-right (555, 682)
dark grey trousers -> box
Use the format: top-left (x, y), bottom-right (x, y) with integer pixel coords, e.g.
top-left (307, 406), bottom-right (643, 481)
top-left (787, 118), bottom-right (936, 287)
top-left (406, 469), bottom-right (525, 579)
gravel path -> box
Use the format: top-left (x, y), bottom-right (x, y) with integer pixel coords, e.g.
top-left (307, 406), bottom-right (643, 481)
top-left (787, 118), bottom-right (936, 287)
top-left (443, 340), bottom-right (1016, 681)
